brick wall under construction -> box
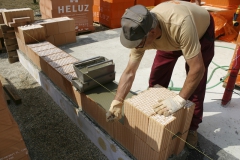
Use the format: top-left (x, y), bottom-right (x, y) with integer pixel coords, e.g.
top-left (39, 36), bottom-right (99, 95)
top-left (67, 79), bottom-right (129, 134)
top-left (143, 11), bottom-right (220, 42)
top-left (14, 34), bottom-right (195, 159)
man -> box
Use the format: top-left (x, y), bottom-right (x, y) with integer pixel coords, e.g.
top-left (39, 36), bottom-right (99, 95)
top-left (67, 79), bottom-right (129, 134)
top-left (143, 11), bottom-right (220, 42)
top-left (106, 1), bottom-right (215, 149)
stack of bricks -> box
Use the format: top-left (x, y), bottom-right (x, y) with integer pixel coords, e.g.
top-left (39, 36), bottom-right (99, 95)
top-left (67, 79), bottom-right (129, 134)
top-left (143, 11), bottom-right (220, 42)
top-left (135, 0), bottom-right (155, 7)
top-left (0, 8), bottom-right (34, 63)
top-left (34, 17), bottom-right (76, 46)
top-left (39, 0), bottom-right (94, 33)
top-left (0, 9), bottom-right (6, 53)
top-left (93, 0), bottom-right (135, 28)
top-left (1, 8), bottom-right (76, 58)
top-left (120, 85), bottom-right (195, 160)
top-left (2, 8), bottom-right (34, 28)
top-left (0, 25), bottom-right (18, 63)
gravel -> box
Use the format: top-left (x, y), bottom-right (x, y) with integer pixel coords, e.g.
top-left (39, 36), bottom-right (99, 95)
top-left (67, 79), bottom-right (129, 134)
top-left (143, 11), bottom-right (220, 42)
top-left (0, 52), bottom-right (108, 160)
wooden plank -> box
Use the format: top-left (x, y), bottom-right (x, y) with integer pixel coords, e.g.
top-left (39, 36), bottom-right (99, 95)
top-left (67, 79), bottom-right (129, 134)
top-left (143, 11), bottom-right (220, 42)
top-left (0, 75), bottom-right (21, 105)
top-left (3, 90), bottom-right (10, 104)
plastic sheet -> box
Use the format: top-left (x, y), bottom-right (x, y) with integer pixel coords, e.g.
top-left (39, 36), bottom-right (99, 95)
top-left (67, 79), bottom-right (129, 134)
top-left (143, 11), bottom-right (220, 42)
top-left (210, 10), bottom-right (240, 43)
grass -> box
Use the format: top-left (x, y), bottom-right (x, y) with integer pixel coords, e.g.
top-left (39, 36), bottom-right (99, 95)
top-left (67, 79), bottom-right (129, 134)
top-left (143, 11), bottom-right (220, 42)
top-left (0, 0), bottom-right (40, 11)
top-left (0, 0), bottom-right (40, 20)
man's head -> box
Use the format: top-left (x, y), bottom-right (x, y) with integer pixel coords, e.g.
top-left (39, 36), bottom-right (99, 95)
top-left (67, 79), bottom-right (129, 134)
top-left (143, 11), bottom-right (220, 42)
top-left (120, 5), bottom-right (155, 49)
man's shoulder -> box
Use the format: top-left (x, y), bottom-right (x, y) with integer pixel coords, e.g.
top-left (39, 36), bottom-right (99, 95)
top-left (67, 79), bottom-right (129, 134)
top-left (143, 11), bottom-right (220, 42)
top-left (151, 2), bottom-right (190, 22)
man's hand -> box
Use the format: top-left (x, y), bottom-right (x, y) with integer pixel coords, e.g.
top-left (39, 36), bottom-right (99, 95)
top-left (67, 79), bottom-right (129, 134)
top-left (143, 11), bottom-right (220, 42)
top-left (106, 100), bottom-right (123, 122)
top-left (152, 95), bottom-right (186, 116)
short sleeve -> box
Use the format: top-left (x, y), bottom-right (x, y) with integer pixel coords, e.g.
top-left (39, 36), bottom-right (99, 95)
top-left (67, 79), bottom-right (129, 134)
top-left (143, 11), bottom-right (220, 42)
top-left (179, 15), bottom-right (201, 59)
top-left (129, 48), bottom-right (145, 62)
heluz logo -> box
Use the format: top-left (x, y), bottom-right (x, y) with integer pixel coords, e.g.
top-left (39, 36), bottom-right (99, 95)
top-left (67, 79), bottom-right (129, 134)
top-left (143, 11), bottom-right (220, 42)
top-left (58, 2), bottom-right (89, 14)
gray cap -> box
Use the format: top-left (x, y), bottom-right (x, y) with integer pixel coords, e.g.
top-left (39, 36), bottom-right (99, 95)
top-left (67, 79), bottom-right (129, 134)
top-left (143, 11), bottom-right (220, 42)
top-left (120, 5), bottom-right (153, 48)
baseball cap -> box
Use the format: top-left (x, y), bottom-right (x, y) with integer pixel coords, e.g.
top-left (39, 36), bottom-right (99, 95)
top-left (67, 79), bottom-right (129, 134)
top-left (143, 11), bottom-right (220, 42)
top-left (120, 5), bottom-right (153, 49)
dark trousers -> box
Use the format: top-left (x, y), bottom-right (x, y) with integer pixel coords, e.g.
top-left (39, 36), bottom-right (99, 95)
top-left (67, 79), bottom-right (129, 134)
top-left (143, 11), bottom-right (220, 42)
top-left (149, 14), bottom-right (215, 130)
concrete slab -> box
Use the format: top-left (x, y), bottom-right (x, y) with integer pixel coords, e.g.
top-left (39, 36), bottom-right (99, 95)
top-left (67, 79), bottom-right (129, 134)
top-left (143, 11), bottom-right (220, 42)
top-left (60, 28), bottom-right (240, 160)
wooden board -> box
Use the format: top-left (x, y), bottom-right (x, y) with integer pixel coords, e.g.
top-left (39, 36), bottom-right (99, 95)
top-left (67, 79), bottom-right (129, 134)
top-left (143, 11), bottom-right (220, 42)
top-left (3, 90), bottom-right (10, 104)
top-left (0, 75), bottom-right (21, 105)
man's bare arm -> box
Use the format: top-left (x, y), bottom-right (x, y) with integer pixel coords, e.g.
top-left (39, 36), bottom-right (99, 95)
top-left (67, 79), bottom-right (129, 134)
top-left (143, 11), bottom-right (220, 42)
top-left (179, 53), bottom-right (205, 100)
top-left (114, 59), bottom-right (141, 102)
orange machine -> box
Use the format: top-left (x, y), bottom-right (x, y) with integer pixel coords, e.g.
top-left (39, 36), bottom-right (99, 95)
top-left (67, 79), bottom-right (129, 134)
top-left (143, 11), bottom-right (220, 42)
top-left (222, 32), bottom-right (240, 105)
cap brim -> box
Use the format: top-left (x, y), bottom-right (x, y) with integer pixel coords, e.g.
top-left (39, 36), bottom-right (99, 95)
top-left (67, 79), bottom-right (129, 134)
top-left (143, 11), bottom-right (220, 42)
top-left (120, 30), bottom-right (142, 49)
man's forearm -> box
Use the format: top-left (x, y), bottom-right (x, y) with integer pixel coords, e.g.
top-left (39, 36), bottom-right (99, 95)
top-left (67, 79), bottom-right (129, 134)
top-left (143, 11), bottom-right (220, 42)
top-left (179, 68), bottom-right (204, 100)
top-left (114, 71), bottom-right (135, 102)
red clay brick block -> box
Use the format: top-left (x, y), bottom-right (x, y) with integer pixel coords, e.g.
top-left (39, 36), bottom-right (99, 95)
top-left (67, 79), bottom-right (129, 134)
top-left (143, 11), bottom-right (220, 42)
top-left (97, 106), bottom-right (114, 137)
top-left (113, 121), bottom-right (135, 154)
top-left (41, 51), bottom-right (69, 62)
top-left (18, 24), bottom-right (46, 44)
top-left (48, 56), bottom-right (79, 69)
top-left (55, 63), bottom-right (74, 75)
top-left (2, 8), bottom-right (34, 26)
top-left (37, 47), bottom-right (62, 57)
top-left (147, 115), bottom-right (176, 152)
top-left (124, 85), bottom-right (195, 157)
top-left (133, 135), bottom-right (162, 160)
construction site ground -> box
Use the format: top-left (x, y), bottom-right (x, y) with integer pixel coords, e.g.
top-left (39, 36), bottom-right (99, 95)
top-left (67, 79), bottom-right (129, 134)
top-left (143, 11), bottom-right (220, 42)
top-left (1, 1), bottom-right (240, 160)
